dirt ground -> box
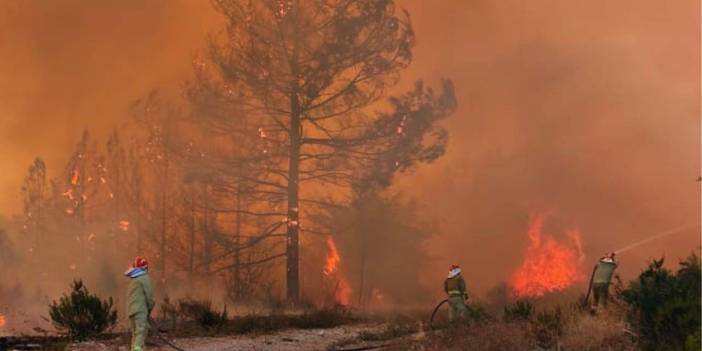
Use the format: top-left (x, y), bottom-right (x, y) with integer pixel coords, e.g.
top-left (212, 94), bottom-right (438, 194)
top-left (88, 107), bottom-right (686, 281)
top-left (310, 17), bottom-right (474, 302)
top-left (67, 323), bottom-right (390, 351)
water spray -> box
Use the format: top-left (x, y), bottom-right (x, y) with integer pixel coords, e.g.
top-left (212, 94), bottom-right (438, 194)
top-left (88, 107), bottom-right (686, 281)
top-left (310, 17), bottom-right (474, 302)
top-left (613, 224), bottom-right (697, 255)
top-left (581, 223), bottom-right (698, 309)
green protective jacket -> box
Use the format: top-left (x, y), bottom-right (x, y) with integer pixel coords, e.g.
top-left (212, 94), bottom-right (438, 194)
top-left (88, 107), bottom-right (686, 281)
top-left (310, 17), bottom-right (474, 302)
top-left (444, 275), bottom-right (467, 298)
top-left (127, 273), bottom-right (155, 317)
top-left (592, 260), bottom-right (618, 284)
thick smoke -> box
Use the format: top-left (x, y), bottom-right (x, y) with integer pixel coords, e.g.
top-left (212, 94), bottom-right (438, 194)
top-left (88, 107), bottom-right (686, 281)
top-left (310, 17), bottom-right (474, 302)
top-left (395, 0), bottom-right (700, 297)
top-left (0, 0), bottom-right (699, 315)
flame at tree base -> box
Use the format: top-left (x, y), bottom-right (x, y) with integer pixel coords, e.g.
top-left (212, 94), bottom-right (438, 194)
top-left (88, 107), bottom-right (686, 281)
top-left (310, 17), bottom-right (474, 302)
top-left (0, 314), bottom-right (6, 329)
top-left (511, 213), bottom-right (585, 298)
top-left (323, 237), bottom-right (352, 305)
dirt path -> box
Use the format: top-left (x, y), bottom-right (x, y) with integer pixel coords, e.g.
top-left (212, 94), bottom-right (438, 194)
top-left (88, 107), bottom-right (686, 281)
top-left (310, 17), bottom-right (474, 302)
top-left (69, 324), bottom-right (384, 351)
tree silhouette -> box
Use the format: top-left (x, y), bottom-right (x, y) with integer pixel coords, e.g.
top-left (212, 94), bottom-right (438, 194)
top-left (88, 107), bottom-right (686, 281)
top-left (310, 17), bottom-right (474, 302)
top-left (187, 0), bottom-right (456, 301)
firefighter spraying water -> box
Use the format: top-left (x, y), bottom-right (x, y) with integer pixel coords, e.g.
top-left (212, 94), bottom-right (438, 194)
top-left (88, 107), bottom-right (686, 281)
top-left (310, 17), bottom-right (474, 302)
top-left (584, 252), bottom-right (618, 312)
top-left (582, 223), bottom-right (697, 311)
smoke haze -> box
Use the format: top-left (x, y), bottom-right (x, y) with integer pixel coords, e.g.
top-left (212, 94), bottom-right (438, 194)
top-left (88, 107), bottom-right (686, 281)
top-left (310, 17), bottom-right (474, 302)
top-left (0, 0), bottom-right (699, 303)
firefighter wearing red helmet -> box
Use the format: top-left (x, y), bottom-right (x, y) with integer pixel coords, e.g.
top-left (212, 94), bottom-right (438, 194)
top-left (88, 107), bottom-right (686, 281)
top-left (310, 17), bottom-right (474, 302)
top-left (124, 256), bottom-right (155, 351)
top-left (444, 264), bottom-right (468, 323)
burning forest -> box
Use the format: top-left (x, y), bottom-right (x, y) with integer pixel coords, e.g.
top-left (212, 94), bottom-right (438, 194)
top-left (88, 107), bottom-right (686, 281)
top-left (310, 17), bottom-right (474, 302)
top-left (0, 0), bottom-right (700, 350)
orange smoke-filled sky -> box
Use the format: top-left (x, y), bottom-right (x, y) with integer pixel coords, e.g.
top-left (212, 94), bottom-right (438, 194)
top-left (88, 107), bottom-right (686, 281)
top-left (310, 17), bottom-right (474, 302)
top-left (1, 0), bottom-right (699, 293)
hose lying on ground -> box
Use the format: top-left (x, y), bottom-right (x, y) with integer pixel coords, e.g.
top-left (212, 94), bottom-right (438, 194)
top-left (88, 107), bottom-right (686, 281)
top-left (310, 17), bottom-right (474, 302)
top-left (147, 317), bottom-right (187, 351)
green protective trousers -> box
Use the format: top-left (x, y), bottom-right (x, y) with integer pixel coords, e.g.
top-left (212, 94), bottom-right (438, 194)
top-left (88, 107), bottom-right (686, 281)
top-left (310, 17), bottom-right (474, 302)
top-left (447, 295), bottom-right (467, 323)
top-left (592, 282), bottom-right (610, 308)
top-left (129, 312), bottom-right (149, 351)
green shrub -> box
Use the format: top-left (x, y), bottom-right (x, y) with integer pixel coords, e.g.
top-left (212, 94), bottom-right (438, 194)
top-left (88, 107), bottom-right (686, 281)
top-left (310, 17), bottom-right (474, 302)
top-left (620, 254), bottom-right (701, 351)
top-left (48, 280), bottom-right (117, 340)
top-left (503, 300), bottom-right (534, 322)
top-left (685, 329), bottom-right (701, 351)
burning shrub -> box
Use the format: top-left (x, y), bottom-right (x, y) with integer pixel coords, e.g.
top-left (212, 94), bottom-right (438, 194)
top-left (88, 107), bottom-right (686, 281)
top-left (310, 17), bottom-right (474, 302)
top-left (619, 254), bottom-right (701, 351)
top-left (48, 280), bottom-right (117, 340)
top-left (503, 300), bottom-right (535, 322)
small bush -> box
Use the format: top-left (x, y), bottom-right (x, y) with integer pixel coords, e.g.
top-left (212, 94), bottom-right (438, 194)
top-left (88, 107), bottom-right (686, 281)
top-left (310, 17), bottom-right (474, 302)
top-left (48, 280), bottom-right (117, 340)
top-left (159, 296), bottom-right (180, 329)
top-left (291, 305), bottom-right (352, 329)
top-left (177, 299), bottom-right (228, 330)
top-left (503, 300), bottom-right (534, 322)
top-left (466, 303), bottom-right (493, 323)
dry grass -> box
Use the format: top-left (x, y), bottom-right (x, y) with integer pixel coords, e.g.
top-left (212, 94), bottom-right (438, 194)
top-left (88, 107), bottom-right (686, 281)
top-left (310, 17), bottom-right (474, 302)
top-left (156, 303), bottom-right (358, 337)
top-left (401, 322), bottom-right (529, 351)
top-left (560, 310), bottom-right (637, 351)
top-left (388, 306), bottom-right (637, 351)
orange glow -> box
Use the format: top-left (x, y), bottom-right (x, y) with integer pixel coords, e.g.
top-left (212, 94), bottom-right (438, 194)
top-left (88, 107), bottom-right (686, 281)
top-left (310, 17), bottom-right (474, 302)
top-left (70, 169), bottom-right (80, 185)
top-left (0, 314), bottom-right (5, 328)
top-left (119, 220), bottom-right (130, 231)
top-left (511, 213), bottom-right (584, 297)
top-left (323, 237), bottom-right (351, 305)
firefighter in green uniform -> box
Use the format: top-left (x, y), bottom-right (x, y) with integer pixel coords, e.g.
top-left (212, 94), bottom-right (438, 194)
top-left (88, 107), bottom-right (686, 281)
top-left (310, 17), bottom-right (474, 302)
top-left (591, 252), bottom-right (618, 310)
top-left (444, 264), bottom-right (468, 323)
top-left (125, 256), bottom-right (155, 351)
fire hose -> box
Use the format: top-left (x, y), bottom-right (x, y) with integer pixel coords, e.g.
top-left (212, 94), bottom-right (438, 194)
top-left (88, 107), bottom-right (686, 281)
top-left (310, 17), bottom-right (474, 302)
top-left (428, 299), bottom-right (448, 329)
top-left (580, 223), bottom-right (696, 308)
top-left (581, 264), bottom-right (598, 308)
top-left (147, 317), bottom-right (187, 351)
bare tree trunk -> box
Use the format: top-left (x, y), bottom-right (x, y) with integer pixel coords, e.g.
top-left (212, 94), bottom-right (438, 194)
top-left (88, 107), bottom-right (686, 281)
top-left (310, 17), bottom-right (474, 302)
top-left (233, 185), bottom-right (242, 300)
top-left (358, 239), bottom-right (367, 307)
top-left (286, 83), bottom-right (301, 302)
top-left (203, 185), bottom-right (212, 273)
top-left (189, 190), bottom-right (196, 278)
top-left (160, 158), bottom-right (170, 276)
top-left (36, 180), bottom-right (43, 250)
top-left (136, 181), bottom-right (142, 255)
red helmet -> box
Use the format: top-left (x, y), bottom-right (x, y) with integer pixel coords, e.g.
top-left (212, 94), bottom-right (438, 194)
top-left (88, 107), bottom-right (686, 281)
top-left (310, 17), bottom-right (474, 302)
top-left (133, 256), bottom-right (148, 269)
top-left (449, 264), bottom-right (460, 270)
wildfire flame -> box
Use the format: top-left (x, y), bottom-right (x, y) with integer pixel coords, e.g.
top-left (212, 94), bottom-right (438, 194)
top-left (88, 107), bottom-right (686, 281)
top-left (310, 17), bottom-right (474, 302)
top-left (323, 237), bottom-right (351, 305)
top-left (70, 169), bottom-right (80, 185)
top-left (511, 213), bottom-right (584, 297)
top-left (119, 220), bottom-right (130, 231)
top-left (0, 314), bottom-right (6, 328)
